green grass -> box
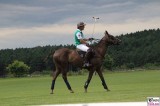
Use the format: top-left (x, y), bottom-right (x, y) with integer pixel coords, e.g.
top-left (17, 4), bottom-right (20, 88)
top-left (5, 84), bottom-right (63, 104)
top-left (0, 70), bottom-right (160, 106)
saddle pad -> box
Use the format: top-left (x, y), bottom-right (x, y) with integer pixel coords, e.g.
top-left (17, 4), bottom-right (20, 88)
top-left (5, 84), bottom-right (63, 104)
top-left (77, 50), bottom-right (86, 58)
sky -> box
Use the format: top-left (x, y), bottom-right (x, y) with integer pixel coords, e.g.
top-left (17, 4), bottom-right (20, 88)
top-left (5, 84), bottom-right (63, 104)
top-left (0, 0), bottom-right (160, 50)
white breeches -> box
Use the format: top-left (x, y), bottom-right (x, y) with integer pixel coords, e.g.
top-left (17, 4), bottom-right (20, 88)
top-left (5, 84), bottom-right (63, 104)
top-left (76, 44), bottom-right (89, 52)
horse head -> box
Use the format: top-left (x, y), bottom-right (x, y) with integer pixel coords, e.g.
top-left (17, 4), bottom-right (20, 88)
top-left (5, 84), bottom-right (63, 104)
top-left (103, 30), bottom-right (121, 45)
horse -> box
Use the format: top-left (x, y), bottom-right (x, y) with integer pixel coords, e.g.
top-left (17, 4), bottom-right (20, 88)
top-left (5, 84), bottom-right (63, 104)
top-left (50, 30), bottom-right (121, 94)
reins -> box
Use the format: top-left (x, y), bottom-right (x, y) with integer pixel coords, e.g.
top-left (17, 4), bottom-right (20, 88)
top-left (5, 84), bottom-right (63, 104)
top-left (89, 38), bottom-right (100, 46)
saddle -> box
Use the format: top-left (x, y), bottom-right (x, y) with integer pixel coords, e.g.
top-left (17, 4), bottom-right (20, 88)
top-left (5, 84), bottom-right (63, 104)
top-left (76, 48), bottom-right (95, 68)
top-left (76, 48), bottom-right (95, 59)
top-left (76, 49), bottom-right (86, 58)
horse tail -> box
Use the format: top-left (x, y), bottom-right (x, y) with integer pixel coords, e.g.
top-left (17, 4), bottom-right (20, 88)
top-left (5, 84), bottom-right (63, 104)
top-left (43, 50), bottom-right (56, 74)
top-left (43, 50), bottom-right (55, 62)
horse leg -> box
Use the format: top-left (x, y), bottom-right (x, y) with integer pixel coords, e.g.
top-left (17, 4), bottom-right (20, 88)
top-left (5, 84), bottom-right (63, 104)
top-left (84, 70), bottom-right (94, 93)
top-left (62, 72), bottom-right (74, 93)
top-left (96, 70), bottom-right (110, 91)
top-left (50, 69), bottom-right (61, 94)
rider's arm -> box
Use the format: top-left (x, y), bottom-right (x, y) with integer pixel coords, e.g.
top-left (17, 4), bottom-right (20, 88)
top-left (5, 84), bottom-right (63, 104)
top-left (80, 39), bottom-right (88, 45)
top-left (76, 32), bottom-right (89, 45)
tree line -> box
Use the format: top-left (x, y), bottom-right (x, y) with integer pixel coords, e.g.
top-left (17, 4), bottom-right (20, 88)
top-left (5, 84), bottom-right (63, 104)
top-left (0, 28), bottom-right (160, 77)
top-left (108, 28), bottom-right (160, 68)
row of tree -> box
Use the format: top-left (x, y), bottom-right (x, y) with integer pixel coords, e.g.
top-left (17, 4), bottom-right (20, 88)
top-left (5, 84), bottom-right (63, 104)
top-left (108, 29), bottom-right (160, 67)
top-left (0, 28), bottom-right (160, 77)
top-left (0, 45), bottom-right (75, 77)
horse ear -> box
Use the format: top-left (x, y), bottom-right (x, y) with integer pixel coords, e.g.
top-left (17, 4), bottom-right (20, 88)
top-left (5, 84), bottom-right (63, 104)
top-left (103, 30), bottom-right (109, 40)
top-left (105, 30), bottom-right (109, 35)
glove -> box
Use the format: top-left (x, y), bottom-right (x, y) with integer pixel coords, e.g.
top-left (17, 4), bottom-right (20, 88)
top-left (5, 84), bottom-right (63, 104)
top-left (88, 38), bottom-right (94, 41)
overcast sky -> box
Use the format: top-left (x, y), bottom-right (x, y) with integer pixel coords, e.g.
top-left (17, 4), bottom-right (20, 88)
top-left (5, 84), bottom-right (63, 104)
top-left (0, 0), bottom-right (160, 49)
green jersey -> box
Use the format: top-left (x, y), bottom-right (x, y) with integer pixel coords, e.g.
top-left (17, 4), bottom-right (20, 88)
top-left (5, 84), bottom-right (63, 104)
top-left (74, 29), bottom-right (84, 46)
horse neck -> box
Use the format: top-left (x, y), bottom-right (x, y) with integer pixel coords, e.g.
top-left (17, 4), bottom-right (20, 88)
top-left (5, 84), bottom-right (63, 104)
top-left (95, 38), bottom-right (108, 57)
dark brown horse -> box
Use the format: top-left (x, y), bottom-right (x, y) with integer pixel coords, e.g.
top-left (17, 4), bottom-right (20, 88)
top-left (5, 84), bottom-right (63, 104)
top-left (50, 30), bottom-right (121, 94)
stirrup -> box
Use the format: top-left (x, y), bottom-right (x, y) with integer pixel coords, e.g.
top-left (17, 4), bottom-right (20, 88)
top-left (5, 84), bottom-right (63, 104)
top-left (83, 62), bottom-right (92, 67)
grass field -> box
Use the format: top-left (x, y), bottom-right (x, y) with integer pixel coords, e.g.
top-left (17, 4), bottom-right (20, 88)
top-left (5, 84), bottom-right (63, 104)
top-left (0, 70), bottom-right (160, 106)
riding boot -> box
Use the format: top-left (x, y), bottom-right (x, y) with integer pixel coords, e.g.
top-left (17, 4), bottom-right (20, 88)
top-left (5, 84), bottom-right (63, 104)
top-left (83, 48), bottom-right (92, 67)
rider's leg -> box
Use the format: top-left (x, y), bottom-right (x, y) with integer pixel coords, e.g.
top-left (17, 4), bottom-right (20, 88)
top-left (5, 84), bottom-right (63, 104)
top-left (76, 44), bottom-right (89, 52)
top-left (76, 44), bottom-right (92, 67)
top-left (83, 48), bottom-right (92, 67)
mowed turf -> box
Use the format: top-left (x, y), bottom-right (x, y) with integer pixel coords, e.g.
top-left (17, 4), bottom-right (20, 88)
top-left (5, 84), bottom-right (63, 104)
top-left (0, 70), bottom-right (160, 106)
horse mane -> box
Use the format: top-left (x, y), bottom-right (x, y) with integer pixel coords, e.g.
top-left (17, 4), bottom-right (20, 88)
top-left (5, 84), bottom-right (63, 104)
top-left (94, 32), bottom-right (108, 49)
top-left (89, 33), bottom-right (108, 58)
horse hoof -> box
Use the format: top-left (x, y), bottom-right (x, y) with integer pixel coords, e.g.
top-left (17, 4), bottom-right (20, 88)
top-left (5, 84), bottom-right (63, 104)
top-left (70, 91), bottom-right (74, 93)
top-left (106, 89), bottom-right (111, 92)
top-left (50, 91), bottom-right (54, 94)
top-left (70, 90), bottom-right (74, 93)
top-left (84, 89), bottom-right (87, 93)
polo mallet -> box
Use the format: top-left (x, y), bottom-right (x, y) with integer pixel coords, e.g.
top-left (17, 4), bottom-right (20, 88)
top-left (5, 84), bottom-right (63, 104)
top-left (92, 17), bottom-right (99, 38)
top-left (90, 17), bottom-right (99, 44)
